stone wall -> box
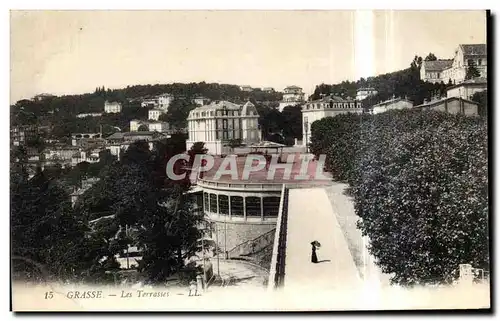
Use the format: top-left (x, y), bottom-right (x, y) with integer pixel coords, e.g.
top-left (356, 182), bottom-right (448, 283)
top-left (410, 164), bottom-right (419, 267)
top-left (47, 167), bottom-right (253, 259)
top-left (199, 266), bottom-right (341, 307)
top-left (211, 220), bottom-right (277, 253)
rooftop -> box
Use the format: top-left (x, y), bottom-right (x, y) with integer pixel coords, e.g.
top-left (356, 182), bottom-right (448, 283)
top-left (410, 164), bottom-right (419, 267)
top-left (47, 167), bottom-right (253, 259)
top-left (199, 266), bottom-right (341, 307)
top-left (460, 44), bottom-right (487, 56)
top-left (309, 95), bottom-right (358, 103)
top-left (189, 100), bottom-right (243, 114)
top-left (372, 97), bottom-right (413, 108)
top-left (414, 96), bottom-right (478, 109)
top-left (423, 59), bottom-right (453, 71)
top-left (447, 77), bottom-right (488, 89)
top-left (106, 131), bottom-right (168, 140)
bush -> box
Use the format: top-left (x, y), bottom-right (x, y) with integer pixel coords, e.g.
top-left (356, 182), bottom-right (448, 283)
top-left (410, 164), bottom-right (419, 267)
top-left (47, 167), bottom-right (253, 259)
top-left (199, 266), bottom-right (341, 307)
top-left (311, 109), bottom-right (489, 286)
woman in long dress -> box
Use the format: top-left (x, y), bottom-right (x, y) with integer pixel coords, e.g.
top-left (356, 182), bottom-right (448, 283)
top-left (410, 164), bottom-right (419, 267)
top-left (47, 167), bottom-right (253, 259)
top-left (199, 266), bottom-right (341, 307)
top-left (311, 242), bottom-right (318, 263)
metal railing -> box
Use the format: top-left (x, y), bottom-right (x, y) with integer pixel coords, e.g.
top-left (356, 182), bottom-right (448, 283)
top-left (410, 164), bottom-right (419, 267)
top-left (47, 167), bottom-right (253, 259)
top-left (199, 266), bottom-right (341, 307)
top-left (197, 179), bottom-right (283, 191)
top-left (267, 184), bottom-right (289, 291)
top-left (226, 228), bottom-right (276, 258)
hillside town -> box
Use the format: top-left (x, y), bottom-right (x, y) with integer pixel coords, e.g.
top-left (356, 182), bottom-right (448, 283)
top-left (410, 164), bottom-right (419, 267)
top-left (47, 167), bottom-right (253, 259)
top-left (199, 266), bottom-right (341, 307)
top-left (10, 10), bottom-right (489, 312)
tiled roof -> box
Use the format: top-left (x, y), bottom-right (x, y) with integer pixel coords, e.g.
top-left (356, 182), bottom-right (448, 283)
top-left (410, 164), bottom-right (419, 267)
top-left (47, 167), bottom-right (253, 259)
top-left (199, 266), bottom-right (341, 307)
top-left (423, 59), bottom-right (453, 71)
top-left (373, 98), bottom-right (413, 108)
top-left (460, 44), bottom-right (487, 56)
top-left (106, 131), bottom-right (166, 140)
top-left (285, 85), bottom-right (302, 90)
top-left (462, 77), bottom-right (488, 84)
top-left (311, 95), bottom-right (355, 103)
top-left (414, 96), bottom-right (478, 109)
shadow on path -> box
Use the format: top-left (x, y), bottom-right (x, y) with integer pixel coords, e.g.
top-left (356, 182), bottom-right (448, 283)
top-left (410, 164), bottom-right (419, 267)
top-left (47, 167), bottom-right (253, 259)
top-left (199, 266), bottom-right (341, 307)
top-left (315, 260), bottom-right (331, 264)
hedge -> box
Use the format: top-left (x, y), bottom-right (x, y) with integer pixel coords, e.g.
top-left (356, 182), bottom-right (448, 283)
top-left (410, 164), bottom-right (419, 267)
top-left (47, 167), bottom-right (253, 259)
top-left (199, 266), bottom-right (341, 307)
top-left (311, 109), bottom-right (489, 286)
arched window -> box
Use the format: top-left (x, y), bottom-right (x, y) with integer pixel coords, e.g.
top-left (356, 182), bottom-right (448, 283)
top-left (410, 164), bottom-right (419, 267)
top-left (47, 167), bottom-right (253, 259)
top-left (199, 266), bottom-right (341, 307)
top-left (218, 195), bottom-right (229, 215)
top-left (230, 196), bottom-right (244, 216)
top-left (209, 194), bottom-right (218, 213)
top-left (245, 197), bottom-right (261, 217)
top-left (263, 197), bottom-right (280, 217)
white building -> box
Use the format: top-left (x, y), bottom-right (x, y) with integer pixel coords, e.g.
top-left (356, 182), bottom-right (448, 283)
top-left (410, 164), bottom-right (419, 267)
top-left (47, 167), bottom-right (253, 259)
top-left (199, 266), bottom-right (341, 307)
top-left (186, 100), bottom-right (261, 155)
top-left (356, 87), bottom-right (378, 101)
top-left (446, 77), bottom-right (487, 100)
top-left (240, 86), bottom-right (253, 92)
top-left (158, 93), bottom-right (174, 111)
top-left (148, 121), bottom-right (170, 133)
top-left (420, 44), bottom-right (487, 84)
top-left (76, 113), bottom-right (103, 118)
top-left (371, 97), bottom-right (413, 114)
top-left (105, 131), bottom-right (170, 159)
top-left (148, 108), bottom-right (163, 121)
top-left (104, 101), bottom-right (122, 113)
top-left (71, 133), bottom-right (103, 146)
top-left (192, 96), bottom-right (211, 106)
top-left (141, 97), bottom-right (159, 108)
top-left (420, 60), bottom-right (454, 84)
top-left (302, 95), bottom-right (362, 148)
top-left (129, 119), bottom-right (143, 132)
top-left (278, 85), bottom-right (305, 112)
top-left (71, 150), bottom-right (100, 166)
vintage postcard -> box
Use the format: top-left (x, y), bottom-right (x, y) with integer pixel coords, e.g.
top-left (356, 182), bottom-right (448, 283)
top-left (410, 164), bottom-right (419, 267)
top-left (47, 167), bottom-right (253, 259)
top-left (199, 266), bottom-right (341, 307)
top-left (10, 10), bottom-right (490, 311)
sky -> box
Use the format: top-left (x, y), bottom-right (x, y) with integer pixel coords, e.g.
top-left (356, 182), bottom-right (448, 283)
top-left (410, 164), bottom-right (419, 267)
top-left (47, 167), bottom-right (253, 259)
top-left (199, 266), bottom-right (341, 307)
top-left (10, 10), bottom-right (487, 104)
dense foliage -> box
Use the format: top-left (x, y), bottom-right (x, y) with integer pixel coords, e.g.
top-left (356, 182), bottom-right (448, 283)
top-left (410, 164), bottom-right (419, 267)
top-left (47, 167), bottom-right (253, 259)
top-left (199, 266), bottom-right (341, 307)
top-left (471, 90), bottom-right (488, 118)
top-left (310, 109), bottom-right (489, 285)
top-left (310, 55), bottom-right (450, 109)
top-left (11, 136), bottom-right (203, 284)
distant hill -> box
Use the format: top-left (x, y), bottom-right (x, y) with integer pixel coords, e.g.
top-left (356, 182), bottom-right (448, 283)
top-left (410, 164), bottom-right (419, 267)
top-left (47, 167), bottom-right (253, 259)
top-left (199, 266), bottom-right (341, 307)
top-left (10, 82), bottom-right (284, 138)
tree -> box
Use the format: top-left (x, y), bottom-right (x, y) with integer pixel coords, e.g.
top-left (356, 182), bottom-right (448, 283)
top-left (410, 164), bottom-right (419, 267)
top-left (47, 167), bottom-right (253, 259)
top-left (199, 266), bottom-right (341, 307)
top-left (471, 90), bottom-right (488, 117)
top-left (465, 59), bottom-right (481, 80)
top-left (281, 106), bottom-right (303, 139)
top-left (11, 169), bottom-right (103, 282)
top-left (164, 98), bottom-right (197, 129)
top-left (411, 55), bottom-right (423, 70)
top-left (74, 140), bottom-right (203, 283)
top-left (424, 53), bottom-right (438, 61)
top-left (310, 109), bottom-right (489, 286)
top-left (224, 138), bottom-right (242, 154)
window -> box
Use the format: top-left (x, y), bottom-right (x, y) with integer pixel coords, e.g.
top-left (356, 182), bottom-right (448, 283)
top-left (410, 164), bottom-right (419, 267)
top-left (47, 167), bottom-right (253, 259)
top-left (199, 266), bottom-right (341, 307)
top-left (204, 193), bottom-right (209, 211)
top-left (209, 194), bottom-right (218, 213)
top-left (245, 197), bottom-right (261, 217)
top-left (329, 101), bottom-right (333, 108)
top-left (218, 195), bottom-right (229, 214)
top-left (230, 196), bottom-right (244, 216)
top-left (210, 111), bottom-right (214, 116)
top-left (263, 197), bottom-right (280, 217)
top-left (478, 59), bottom-right (482, 66)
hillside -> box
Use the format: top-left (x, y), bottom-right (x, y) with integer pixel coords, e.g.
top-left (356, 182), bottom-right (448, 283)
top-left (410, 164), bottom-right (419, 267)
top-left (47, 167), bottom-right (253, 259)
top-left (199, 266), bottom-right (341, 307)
top-left (310, 57), bottom-right (450, 107)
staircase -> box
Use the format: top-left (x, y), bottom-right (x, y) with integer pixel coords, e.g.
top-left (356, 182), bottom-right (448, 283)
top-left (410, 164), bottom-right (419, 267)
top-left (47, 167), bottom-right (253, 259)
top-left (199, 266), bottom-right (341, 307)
top-left (226, 229), bottom-right (276, 269)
